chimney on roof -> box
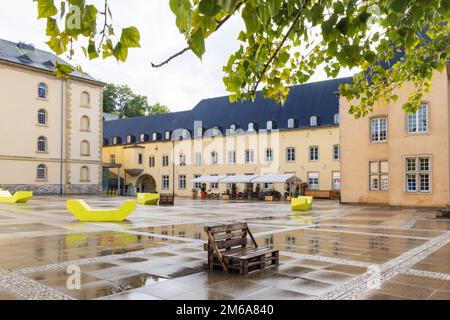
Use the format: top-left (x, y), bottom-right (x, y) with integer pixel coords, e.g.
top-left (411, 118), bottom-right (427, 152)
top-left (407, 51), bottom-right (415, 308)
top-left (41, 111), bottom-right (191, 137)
top-left (17, 42), bottom-right (35, 51)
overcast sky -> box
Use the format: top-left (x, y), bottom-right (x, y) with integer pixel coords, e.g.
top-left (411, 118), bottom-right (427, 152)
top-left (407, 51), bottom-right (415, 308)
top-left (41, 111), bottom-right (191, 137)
top-left (0, 0), bottom-right (354, 112)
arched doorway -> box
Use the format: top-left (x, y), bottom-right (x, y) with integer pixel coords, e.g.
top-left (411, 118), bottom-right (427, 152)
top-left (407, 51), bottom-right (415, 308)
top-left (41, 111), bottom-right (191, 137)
top-left (136, 174), bottom-right (157, 193)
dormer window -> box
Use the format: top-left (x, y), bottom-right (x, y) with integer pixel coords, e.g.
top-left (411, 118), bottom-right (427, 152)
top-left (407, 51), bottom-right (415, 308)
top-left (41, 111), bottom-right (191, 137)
top-left (112, 137), bottom-right (119, 145)
top-left (126, 135), bottom-right (136, 144)
top-left (140, 133), bottom-right (148, 142)
top-left (212, 126), bottom-right (221, 136)
top-left (288, 118), bottom-right (296, 129)
top-left (152, 132), bottom-right (159, 141)
top-left (267, 121), bottom-right (273, 130)
top-left (310, 116), bottom-right (318, 127)
top-left (230, 124), bottom-right (237, 134)
top-left (334, 114), bottom-right (340, 124)
top-left (248, 122), bottom-right (255, 132)
top-left (165, 131), bottom-right (171, 140)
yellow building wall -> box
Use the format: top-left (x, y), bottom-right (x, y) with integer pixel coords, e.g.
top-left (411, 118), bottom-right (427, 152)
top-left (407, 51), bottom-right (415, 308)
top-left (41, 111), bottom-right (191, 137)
top-left (102, 127), bottom-right (341, 197)
top-left (0, 61), bottom-right (104, 194)
top-left (340, 69), bottom-right (450, 207)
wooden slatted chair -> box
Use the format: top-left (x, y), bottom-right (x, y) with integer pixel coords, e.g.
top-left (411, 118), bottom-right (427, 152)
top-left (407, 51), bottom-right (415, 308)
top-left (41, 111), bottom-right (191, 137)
top-left (204, 223), bottom-right (279, 275)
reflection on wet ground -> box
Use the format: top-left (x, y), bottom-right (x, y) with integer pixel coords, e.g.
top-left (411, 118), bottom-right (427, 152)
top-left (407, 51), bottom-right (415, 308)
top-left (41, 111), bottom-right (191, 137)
top-left (0, 196), bottom-right (448, 300)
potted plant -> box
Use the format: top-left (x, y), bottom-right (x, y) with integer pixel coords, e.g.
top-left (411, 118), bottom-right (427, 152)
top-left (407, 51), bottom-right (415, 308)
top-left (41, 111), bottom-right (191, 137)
top-left (222, 189), bottom-right (231, 200)
top-left (192, 188), bottom-right (198, 199)
top-left (200, 183), bottom-right (207, 200)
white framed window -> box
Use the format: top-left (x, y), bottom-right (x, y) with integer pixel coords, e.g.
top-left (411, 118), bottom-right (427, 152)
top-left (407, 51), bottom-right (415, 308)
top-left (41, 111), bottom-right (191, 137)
top-left (37, 136), bottom-right (47, 152)
top-left (110, 154), bottom-right (116, 164)
top-left (286, 147), bottom-right (296, 162)
top-left (178, 175), bottom-right (186, 190)
top-left (149, 156), bottom-right (155, 167)
top-left (226, 174), bottom-right (235, 190)
top-left (308, 172), bottom-right (319, 190)
top-left (264, 182), bottom-right (273, 190)
top-left (407, 105), bottom-right (428, 134)
top-left (162, 175), bottom-right (170, 190)
top-left (37, 109), bottom-right (47, 125)
top-left (405, 156), bottom-right (431, 193)
top-left (112, 136), bottom-right (120, 145)
top-left (36, 164), bottom-right (47, 180)
top-left (194, 152), bottom-right (202, 166)
top-left (248, 122), bottom-right (255, 132)
top-left (162, 155), bottom-right (169, 167)
top-left (310, 146), bottom-right (319, 161)
top-left (334, 113), bottom-right (340, 124)
top-left (179, 153), bottom-right (186, 166)
top-left (332, 171), bottom-right (341, 190)
top-left (230, 124), bottom-right (237, 133)
top-left (140, 133), bottom-right (147, 142)
top-left (369, 161), bottom-right (389, 191)
top-left (310, 116), bottom-right (318, 127)
top-left (210, 175), bottom-right (219, 190)
top-left (267, 121), bottom-right (273, 130)
top-left (287, 118), bottom-right (295, 129)
top-left (333, 145), bottom-right (340, 161)
top-left (245, 149), bottom-right (254, 164)
top-left (193, 175), bottom-right (202, 189)
top-left (152, 132), bottom-right (158, 141)
top-left (228, 150), bottom-right (236, 164)
top-left (38, 83), bottom-right (47, 99)
top-left (165, 131), bottom-right (171, 140)
top-left (265, 148), bottom-right (273, 163)
top-left (211, 151), bottom-right (218, 165)
top-left (371, 117), bottom-right (388, 142)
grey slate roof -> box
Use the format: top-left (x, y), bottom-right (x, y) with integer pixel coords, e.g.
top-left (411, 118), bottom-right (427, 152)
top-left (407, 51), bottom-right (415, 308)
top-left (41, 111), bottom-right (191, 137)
top-left (0, 38), bottom-right (101, 83)
top-left (103, 77), bottom-right (352, 145)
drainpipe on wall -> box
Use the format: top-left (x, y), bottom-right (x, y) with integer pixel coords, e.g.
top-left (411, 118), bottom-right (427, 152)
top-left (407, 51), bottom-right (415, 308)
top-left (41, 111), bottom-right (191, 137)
top-left (59, 79), bottom-right (66, 196)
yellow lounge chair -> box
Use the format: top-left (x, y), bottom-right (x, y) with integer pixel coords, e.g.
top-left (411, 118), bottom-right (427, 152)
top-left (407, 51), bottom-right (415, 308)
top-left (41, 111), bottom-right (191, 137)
top-left (67, 199), bottom-right (136, 222)
top-left (0, 191), bottom-right (33, 204)
top-left (291, 196), bottom-right (313, 211)
top-left (137, 193), bottom-right (160, 205)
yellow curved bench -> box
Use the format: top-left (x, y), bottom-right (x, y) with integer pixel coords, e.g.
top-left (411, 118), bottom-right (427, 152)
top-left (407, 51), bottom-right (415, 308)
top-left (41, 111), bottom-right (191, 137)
top-left (67, 200), bottom-right (136, 222)
top-left (0, 191), bottom-right (33, 204)
top-left (291, 196), bottom-right (313, 211)
top-left (137, 193), bottom-right (160, 205)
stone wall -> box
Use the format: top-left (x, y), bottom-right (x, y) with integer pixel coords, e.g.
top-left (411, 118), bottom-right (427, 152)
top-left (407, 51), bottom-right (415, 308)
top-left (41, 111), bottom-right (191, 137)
top-left (0, 184), bottom-right (101, 195)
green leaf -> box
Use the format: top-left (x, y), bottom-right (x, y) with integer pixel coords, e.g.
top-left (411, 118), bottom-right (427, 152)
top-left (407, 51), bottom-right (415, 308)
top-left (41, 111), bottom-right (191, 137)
top-left (36, 0), bottom-right (58, 18)
top-left (46, 18), bottom-right (60, 37)
top-left (390, 0), bottom-right (409, 13)
top-left (188, 29), bottom-right (205, 58)
top-left (199, 0), bottom-right (221, 16)
top-left (242, 2), bottom-right (259, 34)
top-left (120, 27), bottom-right (141, 48)
top-left (113, 42), bottom-right (129, 62)
top-left (87, 40), bottom-right (99, 60)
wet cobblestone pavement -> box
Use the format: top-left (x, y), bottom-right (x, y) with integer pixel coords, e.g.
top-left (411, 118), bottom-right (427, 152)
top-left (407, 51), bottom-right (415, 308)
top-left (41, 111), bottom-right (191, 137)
top-left (0, 196), bottom-right (448, 300)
